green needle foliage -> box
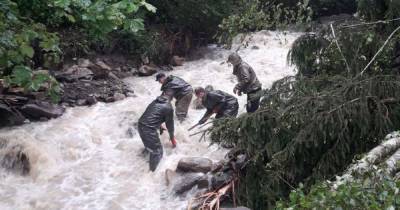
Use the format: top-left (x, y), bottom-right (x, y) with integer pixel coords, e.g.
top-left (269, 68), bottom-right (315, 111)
top-left (211, 74), bottom-right (400, 208)
top-left (276, 171), bottom-right (400, 209)
top-left (210, 1), bottom-right (400, 209)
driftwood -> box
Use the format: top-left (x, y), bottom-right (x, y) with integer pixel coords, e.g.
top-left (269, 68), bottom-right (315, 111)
top-left (188, 179), bottom-right (237, 210)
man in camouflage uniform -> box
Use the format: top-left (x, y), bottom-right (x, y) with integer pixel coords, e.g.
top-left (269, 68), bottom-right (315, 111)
top-left (227, 52), bottom-right (262, 113)
top-left (138, 95), bottom-right (176, 172)
top-left (156, 73), bottom-right (193, 122)
top-left (194, 87), bottom-right (238, 125)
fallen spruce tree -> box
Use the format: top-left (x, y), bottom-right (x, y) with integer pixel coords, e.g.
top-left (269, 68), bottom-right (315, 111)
top-left (276, 132), bottom-right (400, 209)
top-left (206, 2), bottom-right (400, 208)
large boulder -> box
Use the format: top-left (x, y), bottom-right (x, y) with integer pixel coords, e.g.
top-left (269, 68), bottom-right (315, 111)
top-left (171, 55), bottom-right (185, 66)
top-left (21, 101), bottom-right (65, 120)
top-left (88, 60), bottom-right (112, 79)
top-left (0, 102), bottom-right (25, 128)
top-left (55, 65), bottom-right (93, 82)
top-left (77, 58), bottom-right (92, 68)
top-left (138, 65), bottom-right (157, 76)
top-left (211, 171), bottom-right (234, 189)
top-left (172, 173), bottom-right (209, 194)
top-left (177, 157), bottom-right (213, 173)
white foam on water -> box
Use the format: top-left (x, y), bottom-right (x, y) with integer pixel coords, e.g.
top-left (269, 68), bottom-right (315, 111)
top-left (0, 31), bottom-right (300, 210)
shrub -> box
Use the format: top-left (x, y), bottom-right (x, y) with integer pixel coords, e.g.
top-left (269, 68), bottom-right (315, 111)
top-left (276, 172), bottom-right (400, 209)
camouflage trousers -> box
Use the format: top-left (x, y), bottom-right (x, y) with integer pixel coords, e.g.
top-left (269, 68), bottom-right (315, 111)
top-left (175, 91), bottom-right (193, 121)
top-left (246, 89), bottom-right (262, 113)
top-left (138, 124), bottom-right (163, 171)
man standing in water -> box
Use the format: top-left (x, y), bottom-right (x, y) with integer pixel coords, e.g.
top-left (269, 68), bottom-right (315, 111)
top-left (156, 73), bottom-right (193, 122)
top-left (138, 95), bottom-right (177, 172)
top-left (227, 52), bottom-right (262, 113)
top-left (194, 87), bottom-right (239, 125)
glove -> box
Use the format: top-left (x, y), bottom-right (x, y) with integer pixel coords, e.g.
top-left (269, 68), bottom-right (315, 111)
top-left (170, 137), bottom-right (177, 148)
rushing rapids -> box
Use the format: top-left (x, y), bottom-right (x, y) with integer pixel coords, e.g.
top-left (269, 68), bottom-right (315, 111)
top-left (0, 31), bottom-right (300, 210)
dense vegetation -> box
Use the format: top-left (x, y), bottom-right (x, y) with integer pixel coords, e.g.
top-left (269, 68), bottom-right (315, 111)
top-left (276, 171), bottom-right (400, 209)
top-left (0, 0), bottom-right (155, 100)
top-left (210, 0), bottom-right (400, 209)
top-left (2, 0), bottom-right (399, 208)
top-left (1, 0), bottom-right (359, 100)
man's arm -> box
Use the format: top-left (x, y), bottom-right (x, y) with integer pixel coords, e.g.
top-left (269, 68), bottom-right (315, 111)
top-left (165, 108), bottom-right (174, 139)
top-left (235, 66), bottom-right (251, 92)
top-left (199, 109), bottom-right (213, 125)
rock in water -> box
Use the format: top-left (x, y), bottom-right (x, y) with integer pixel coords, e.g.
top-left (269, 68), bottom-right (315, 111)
top-left (211, 171), bottom-right (234, 189)
top-left (177, 157), bottom-right (213, 173)
top-left (171, 55), bottom-right (185, 66)
top-left (138, 65), bottom-right (157, 76)
top-left (165, 169), bottom-right (177, 186)
top-left (113, 93), bottom-right (126, 101)
top-left (172, 173), bottom-right (209, 194)
top-left (21, 101), bottom-right (65, 120)
top-left (0, 138), bottom-right (30, 175)
top-left (0, 102), bottom-right (25, 128)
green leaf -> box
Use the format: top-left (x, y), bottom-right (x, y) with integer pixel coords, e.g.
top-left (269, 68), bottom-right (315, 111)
top-left (10, 66), bottom-right (32, 86)
top-left (20, 44), bottom-right (34, 58)
top-left (54, 0), bottom-right (71, 8)
top-left (141, 1), bottom-right (156, 13)
top-left (124, 18), bottom-right (144, 33)
top-left (65, 14), bottom-right (76, 23)
top-left (31, 73), bottom-right (49, 91)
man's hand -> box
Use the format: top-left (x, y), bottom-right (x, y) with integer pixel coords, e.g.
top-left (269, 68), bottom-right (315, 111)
top-left (233, 86), bottom-right (241, 96)
top-left (212, 107), bottom-right (219, 113)
top-left (170, 137), bottom-right (177, 148)
top-left (160, 124), bottom-right (167, 134)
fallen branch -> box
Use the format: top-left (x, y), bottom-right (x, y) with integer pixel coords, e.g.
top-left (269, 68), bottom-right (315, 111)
top-left (360, 25), bottom-right (400, 76)
top-left (339, 17), bottom-right (400, 29)
top-left (330, 24), bottom-right (351, 74)
top-left (189, 129), bottom-right (208, 137)
top-left (188, 180), bottom-right (236, 210)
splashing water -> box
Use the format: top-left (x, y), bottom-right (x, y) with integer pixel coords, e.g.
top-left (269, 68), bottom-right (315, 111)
top-left (0, 31), bottom-right (300, 210)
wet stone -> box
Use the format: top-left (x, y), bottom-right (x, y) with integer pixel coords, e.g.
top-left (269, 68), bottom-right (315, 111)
top-left (211, 171), bottom-right (234, 189)
top-left (21, 102), bottom-right (65, 120)
top-left (0, 102), bottom-right (25, 128)
top-left (177, 157), bottom-right (213, 173)
top-left (138, 65), bottom-right (157, 76)
top-left (0, 141), bottom-right (30, 176)
top-left (172, 173), bottom-right (209, 194)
